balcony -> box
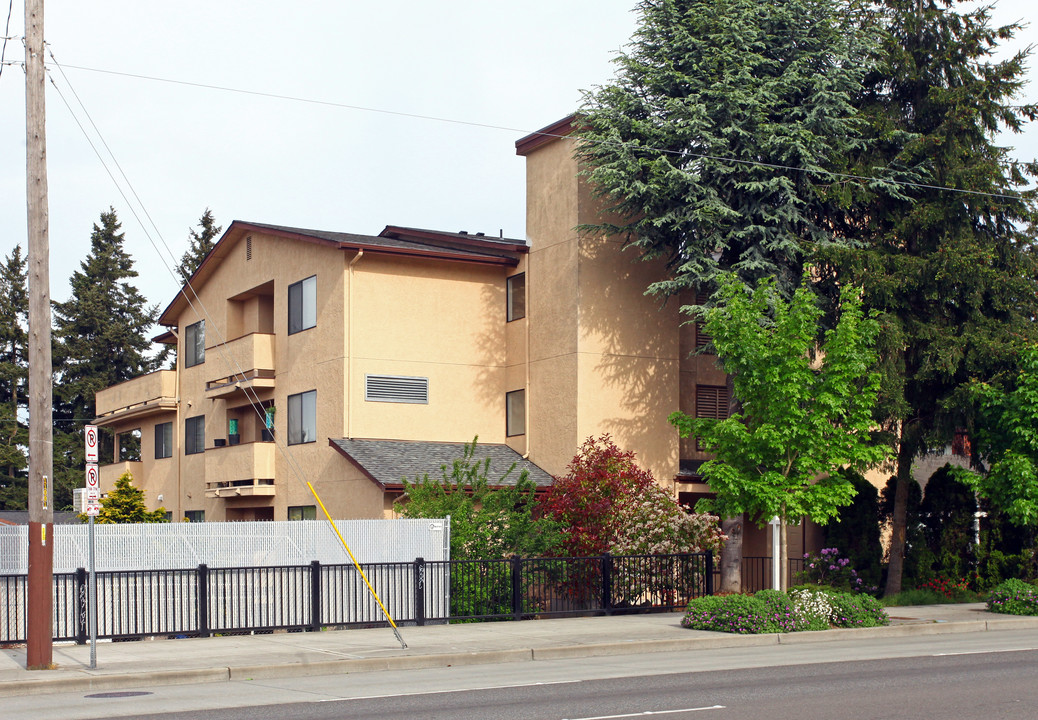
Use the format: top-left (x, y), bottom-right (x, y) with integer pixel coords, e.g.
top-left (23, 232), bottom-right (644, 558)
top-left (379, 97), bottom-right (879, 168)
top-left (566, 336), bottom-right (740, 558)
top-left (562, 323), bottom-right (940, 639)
top-left (205, 333), bottom-right (276, 400)
top-left (204, 441), bottom-right (276, 499)
top-left (94, 371), bottom-right (177, 426)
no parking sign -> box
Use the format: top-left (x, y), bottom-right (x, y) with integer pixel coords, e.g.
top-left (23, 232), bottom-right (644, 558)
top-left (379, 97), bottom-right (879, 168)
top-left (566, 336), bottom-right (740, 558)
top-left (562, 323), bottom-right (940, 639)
top-left (85, 425), bottom-right (98, 463)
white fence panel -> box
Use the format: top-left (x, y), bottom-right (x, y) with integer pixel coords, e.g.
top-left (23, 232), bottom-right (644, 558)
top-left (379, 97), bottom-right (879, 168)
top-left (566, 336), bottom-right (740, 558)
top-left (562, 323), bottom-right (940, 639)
top-left (0, 518), bottom-right (450, 574)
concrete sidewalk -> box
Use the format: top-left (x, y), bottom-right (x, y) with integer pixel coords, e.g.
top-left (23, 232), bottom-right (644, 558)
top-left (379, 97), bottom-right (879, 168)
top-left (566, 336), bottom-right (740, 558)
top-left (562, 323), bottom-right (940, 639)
top-left (3, 603), bottom-right (1037, 698)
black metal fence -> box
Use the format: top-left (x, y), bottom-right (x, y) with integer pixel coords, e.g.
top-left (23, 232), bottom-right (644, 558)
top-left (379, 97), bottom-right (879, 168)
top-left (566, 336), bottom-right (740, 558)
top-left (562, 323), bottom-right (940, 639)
top-left (0, 552), bottom-right (714, 644)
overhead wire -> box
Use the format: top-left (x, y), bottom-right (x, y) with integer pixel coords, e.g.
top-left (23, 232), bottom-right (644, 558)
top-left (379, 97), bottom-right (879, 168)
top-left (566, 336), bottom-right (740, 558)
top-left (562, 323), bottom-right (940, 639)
top-left (0, 0), bottom-right (14, 80)
top-left (45, 51), bottom-right (408, 647)
top-left (48, 60), bottom-right (1036, 203)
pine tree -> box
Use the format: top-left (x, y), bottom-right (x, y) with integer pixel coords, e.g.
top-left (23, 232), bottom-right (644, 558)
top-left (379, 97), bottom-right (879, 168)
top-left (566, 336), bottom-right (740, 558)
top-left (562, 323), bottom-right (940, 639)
top-left (51, 209), bottom-right (163, 510)
top-left (177, 208), bottom-right (222, 283)
top-left (0, 246), bottom-right (28, 510)
top-left (817, 0), bottom-right (1038, 595)
top-left (88, 471), bottom-right (166, 524)
top-left (576, 0), bottom-right (879, 298)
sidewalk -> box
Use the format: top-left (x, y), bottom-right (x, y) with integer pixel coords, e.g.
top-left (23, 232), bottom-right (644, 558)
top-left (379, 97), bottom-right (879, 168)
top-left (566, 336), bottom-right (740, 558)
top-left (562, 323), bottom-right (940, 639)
top-left (3, 603), bottom-right (1037, 698)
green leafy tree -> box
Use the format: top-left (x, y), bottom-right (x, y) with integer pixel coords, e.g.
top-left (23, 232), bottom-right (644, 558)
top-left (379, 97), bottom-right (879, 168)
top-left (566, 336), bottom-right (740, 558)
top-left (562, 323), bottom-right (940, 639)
top-left (88, 471), bottom-right (166, 524)
top-left (395, 438), bottom-right (561, 560)
top-left (51, 209), bottom-right (163, 510)
top-left (961, 346), bottom-right (1038, 531)
top-left (670, 275), bottom-right (888, 589)
top-left (0, 246), bottom-right (28, 510)
top-left (817, 0), bottom-right (1038, 595)
top-left (177, 208), bottom-right (222, 283)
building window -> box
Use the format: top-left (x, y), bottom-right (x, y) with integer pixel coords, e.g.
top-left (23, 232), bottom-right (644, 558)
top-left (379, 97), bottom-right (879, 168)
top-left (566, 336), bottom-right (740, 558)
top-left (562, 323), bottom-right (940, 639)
top-left (288, 390), bottom-right (317, 445)
top-left (507, 273), bottom-right (526, 322)
top-left (506, 389), bottom-right (525, 437)
top-left (695, 385), bottom-right (729, 451)
top-left (288, 505), bottom-right (317, 521)
top-left (288, 275), bottom-right (317, 334)
top-left (155, 422), bottom-right (173, 459)
top-left (185, 320), bottom-right (205, 367)
top-left (185, 415), bottom-right (205, 455)
top-left (365, 375), bottom-right (429, 404)
top-left (184, 510), bottom-right (204, 523)
top-left (117, 429), bottom-right (141, 462)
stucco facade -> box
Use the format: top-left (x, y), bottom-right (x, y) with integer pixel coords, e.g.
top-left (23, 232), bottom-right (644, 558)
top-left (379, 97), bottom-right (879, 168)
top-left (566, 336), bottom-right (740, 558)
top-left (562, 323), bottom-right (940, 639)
top-left (93, 118), bottom-right (734, 523)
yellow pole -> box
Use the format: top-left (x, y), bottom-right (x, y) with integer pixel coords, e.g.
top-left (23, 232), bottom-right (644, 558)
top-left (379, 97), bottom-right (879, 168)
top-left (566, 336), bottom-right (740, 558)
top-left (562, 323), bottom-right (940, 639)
top-left (307, 481), bottom-right (407, 649)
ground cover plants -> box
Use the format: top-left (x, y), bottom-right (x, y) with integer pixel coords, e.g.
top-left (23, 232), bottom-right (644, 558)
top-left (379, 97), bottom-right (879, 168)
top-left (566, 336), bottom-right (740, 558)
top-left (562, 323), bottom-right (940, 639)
top-left (681, 587), bottom-right (888, 634)
top-left (986, 579), bottom-right (1038, 616)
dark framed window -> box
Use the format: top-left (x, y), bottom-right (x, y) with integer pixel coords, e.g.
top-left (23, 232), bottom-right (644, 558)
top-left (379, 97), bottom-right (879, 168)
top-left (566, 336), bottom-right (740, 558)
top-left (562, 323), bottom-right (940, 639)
top-left (288, 505), bottom-right (317, 521)
top-left (288, 390), bottom-right (317, 445)
top-left (155, 422), bottom-right (173, 459)
top-left (185, 415), bottom-right (205, 455)
top-left (185, 320), bottom-right (205, 367)
top-left (506, 389), bottom-right (526, 437)
top-left (288, 275), bottom-right (317, 334)
top-left (507, 273), bottom-right (526, 322)
top-left (184, 510), bottom-right (204, 523)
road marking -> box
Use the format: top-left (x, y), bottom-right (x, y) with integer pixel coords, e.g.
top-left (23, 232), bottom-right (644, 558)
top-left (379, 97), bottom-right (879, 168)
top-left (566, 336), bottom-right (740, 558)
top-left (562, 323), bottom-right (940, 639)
top-left (562, 707), bottom-right (725, 720)
top-left (933, 648), bottom-right (1038, 657)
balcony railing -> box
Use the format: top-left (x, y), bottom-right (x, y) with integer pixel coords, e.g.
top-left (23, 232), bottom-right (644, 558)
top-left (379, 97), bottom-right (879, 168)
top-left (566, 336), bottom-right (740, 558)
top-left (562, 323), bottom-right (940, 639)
top-left (204, 333), bottom-right (275, 399)
top-left (94, 371), bottom-right (177, 426)
top-left (204, 441), bottom-right (276, 498)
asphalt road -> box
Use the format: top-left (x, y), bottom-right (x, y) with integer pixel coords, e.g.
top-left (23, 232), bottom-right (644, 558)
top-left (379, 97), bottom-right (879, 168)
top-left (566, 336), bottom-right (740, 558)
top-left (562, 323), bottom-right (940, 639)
top-left (8, 629), bottom-right (1038, 720)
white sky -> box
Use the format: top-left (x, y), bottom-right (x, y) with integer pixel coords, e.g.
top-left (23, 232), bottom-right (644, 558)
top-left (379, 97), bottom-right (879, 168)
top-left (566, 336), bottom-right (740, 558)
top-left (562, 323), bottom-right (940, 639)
top-left (1, 1), bottom-right (1035, 311)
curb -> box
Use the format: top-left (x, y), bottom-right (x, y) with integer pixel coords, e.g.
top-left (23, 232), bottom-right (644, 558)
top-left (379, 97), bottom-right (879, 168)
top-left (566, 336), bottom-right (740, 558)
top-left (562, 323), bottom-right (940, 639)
top-left (1, 616), bottom-right (1034, 698)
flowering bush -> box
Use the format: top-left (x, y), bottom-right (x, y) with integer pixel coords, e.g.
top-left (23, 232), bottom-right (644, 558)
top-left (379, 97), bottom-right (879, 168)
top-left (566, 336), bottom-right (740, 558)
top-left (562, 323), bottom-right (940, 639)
top-left (797, 548), bottom-right (876, 594)
top-left (986, 579), bottom-right (1038, 616)
top-left (539, 436), bottom-right (725, 557)
top-left (682, 588), bottom-right (889, 634)
top-left (918, 576), bottom-right (974, 601)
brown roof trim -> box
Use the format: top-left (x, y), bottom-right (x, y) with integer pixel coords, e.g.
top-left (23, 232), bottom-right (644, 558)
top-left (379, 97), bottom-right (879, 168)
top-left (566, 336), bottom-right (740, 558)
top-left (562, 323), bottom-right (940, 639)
top-left (334, 240), bottom-right (518, 266)
top-left (152, 329), bottom-right (177, 344)
top-left (515, 114), bottom-right (577, 156)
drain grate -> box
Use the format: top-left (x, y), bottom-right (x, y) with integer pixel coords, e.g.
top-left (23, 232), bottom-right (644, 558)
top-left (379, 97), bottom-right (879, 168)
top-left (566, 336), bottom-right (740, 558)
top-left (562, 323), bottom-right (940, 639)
top-left (85, 691), bottom-right (154, 699)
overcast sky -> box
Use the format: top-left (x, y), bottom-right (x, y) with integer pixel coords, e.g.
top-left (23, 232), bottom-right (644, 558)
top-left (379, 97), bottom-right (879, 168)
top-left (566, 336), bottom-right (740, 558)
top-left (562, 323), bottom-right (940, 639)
top-left (1, 1), bottom-right (1035, 312)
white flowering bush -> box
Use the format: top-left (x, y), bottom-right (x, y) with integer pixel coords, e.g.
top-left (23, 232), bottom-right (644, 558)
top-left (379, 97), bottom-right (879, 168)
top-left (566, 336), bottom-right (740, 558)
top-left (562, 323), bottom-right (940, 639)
top-left (788, 587), bottom-right (836, 630)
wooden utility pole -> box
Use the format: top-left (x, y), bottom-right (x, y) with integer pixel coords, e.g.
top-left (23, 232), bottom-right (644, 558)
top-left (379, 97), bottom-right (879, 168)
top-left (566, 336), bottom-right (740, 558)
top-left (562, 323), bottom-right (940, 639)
top-left (25, 0), bottom-right (54, 670)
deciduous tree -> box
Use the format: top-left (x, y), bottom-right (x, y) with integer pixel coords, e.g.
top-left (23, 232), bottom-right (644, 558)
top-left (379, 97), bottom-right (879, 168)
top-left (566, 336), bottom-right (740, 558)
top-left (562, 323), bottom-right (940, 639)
top-left (670, 276), bottom-right (887, 588)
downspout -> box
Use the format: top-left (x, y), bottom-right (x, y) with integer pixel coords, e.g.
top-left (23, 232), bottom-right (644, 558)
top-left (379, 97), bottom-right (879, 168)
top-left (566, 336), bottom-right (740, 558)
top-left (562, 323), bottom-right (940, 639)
top-left (522, 261), bottom-right (531, 459)
top-left (347, 250), bottom-right (364, 439)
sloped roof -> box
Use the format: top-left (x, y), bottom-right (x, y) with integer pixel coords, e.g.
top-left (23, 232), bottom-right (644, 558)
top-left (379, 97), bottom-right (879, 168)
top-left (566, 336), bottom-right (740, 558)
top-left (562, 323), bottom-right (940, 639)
top-left (159, 220), bottom-right (525, 326)
top-left (329, 438), bottom-right (554, 490)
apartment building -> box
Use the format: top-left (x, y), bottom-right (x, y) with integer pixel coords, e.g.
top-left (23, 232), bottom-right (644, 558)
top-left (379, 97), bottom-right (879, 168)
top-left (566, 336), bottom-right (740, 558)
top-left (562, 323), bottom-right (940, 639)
top-left (92, 116), bottom-right (816, 557)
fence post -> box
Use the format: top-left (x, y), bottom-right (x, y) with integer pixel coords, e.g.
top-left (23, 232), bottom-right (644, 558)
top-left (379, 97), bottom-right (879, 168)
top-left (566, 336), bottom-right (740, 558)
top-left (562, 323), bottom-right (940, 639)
top-left (414, 557), bottom-right (426, 626)
top-left (310, 560), bottom-right (322, 632)
top-left (197, 564), bottom-right (210, 638)
top-left (601, 554), bottom-right (613, 614)
top-left (705, 551), bottom-right (715, 597)
top-left (511, 557), bottom-right (522, 620)
top-left (75, 568), bottom-right (87, 645)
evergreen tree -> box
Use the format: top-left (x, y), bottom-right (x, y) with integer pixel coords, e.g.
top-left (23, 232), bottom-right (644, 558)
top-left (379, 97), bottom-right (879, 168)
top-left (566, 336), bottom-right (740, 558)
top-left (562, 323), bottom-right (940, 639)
top-left (51, 209), bottom-right (162, 510)
top-left (177, 208), bottom-right (221, 283)
top-left (817, 0), bottom-right (1038, 595)
top-left (88, 471), bottom-right (166, 524)
top-left (576, 0), bottom-right (879, 298)
top-left (0, 246), bottom-right (28, 510)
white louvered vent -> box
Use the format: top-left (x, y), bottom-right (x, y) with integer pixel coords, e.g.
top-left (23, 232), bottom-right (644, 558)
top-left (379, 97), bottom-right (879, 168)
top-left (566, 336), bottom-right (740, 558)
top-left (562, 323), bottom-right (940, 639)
top-left (365, 374), bottom-right (429, 404)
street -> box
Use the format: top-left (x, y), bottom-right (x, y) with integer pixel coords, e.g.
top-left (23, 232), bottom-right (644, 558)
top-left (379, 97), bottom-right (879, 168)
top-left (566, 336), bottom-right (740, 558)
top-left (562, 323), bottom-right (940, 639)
top-left (4, 629), bottom-right (1037, 720)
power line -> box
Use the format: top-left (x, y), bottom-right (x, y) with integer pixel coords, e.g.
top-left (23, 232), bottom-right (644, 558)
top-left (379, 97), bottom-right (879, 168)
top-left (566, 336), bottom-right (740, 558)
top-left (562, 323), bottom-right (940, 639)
top-left (47, 60), bottom-right (1035, 203)
top-left (0, 0), bottom-right (14, 80)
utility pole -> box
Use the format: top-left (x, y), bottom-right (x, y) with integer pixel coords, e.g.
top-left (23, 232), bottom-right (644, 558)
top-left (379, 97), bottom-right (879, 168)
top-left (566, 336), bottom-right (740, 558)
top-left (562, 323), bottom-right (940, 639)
top-left (25, 0), bottom-right (54, 670)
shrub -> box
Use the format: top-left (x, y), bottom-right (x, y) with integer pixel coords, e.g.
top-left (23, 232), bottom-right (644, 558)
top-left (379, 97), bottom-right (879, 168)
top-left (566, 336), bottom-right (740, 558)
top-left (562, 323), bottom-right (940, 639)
top-left (754, 589), bottom-right (799, 633)
top-left (986, 579), bottom-right (1038, 616)
top-left (917, 576), bottom-right (977, 601)
top-left (880, 589), bottom-right (951, 606)
top-left (681, 594), bottom-right (769, 634)
top-left (787, 587), bottom-right (835, 631)
top-left (797, 548), bottom-right (875, 594)
top-left (826, 591), bottom-right (889, 628)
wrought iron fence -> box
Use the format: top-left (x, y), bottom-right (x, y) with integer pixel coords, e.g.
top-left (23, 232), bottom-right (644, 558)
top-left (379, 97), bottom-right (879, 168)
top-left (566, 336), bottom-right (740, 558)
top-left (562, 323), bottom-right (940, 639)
top-left (0, 552), bottom-right (714, 644)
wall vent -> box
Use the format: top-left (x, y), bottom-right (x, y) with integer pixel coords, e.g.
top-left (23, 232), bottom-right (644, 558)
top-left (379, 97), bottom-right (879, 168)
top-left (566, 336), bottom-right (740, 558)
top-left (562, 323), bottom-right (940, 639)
top-left (365, 374), bottom-right (429, 404)
top-left (246, 236), bottom-right (253, 261)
